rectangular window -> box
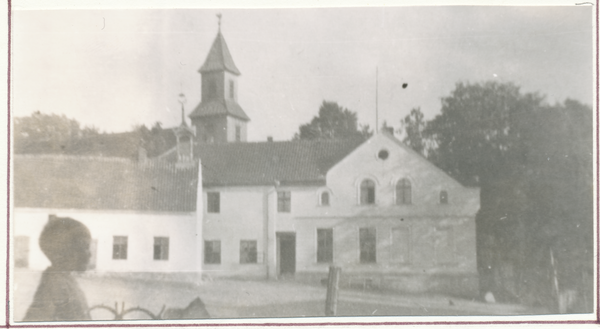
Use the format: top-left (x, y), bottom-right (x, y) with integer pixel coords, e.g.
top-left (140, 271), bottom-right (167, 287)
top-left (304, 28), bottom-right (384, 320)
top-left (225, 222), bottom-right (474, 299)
top-left (14, 236), bottom-right (29, 268)
top-left (112, 236), bottom-right (128, 260)
top-left (391, 227), bottom-right (410, 263)
top-left (359, 227), bottom-right (377, 263)
top-left (317, 228), bottom-right (333, 263)
top-left (240, 240), bottom-right (257, 264)
top-left (235, 125), bottom-right (241, 142)
top-left (153, 237), bottom-right (169, 260)
top-left (229, 80), bottom-right (235, 99)
top-left (435, 227), bottom-right (455, 264)
top-left (277, 191), bottom-right (291, 213)
top-left (207, 192), bottom-right (220, 213)
top-left (204, 240), bottom-right (221, 264)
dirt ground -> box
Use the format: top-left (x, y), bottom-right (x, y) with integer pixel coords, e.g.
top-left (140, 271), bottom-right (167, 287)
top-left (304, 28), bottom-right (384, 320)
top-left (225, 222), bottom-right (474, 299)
top-left (12, 269), bottom-right (545, 322)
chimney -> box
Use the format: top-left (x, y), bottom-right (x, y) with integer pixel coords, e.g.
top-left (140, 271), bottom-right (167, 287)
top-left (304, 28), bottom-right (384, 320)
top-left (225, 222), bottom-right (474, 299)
top-left (267, 136), bottom-right (273, 142)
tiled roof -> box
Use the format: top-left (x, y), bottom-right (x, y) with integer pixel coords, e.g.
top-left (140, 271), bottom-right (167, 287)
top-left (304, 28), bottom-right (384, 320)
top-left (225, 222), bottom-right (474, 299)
top-left (193, 139), bottom-right (364, 187)
top-left (199, 32), bottom-right (241, 75)
top-left (14, 155), bottom-right (198, 212)
top-left (188, 99), bottom-right (250, 121)
top-left (15, 129), bottom-right (177, 159)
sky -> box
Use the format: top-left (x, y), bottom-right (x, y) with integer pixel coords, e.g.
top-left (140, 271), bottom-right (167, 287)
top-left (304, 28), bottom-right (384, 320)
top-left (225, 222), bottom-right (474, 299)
top-left (11, 4), bottom-right (595, 142)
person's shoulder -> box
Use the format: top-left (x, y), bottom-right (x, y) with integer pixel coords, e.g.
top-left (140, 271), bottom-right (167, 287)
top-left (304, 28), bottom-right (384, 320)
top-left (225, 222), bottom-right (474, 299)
top-left (39, 267), bottom-right (72, 296)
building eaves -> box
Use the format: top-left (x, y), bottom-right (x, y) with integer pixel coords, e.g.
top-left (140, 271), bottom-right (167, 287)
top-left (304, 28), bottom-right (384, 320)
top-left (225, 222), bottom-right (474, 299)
top-left (188, 100), bottom-right (250, 121)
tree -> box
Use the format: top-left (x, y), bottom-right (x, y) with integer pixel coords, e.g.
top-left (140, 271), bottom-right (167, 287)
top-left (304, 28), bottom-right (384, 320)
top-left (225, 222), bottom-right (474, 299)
top-left (294, 101), bottom-right (372, 140)
top-left (14, 112), bottom-right (100, 153)
top-left (423, 81), bottom-right (593, 311)
top-left (423, 81), bottom-right (543, 301)
top-left (521, 99), bottom-right (593, 311)
top-left (399, 107), bottom-right (428, 155)
top-left (425, 81), bottom-right (542, 186)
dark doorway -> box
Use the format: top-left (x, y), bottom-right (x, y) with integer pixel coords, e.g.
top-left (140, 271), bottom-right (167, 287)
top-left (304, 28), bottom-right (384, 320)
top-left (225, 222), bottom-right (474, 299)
top-left (276, 232), bottom-right (296, 276)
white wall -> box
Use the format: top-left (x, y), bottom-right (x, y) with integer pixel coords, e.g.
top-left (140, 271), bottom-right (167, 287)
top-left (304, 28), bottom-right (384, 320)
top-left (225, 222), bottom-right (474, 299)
top-left (325, 134), bottom-right (479, 218)
top-left (13, 209), bottom-right (198, 273)
top-left (202, 186), bottom-right (268, 277)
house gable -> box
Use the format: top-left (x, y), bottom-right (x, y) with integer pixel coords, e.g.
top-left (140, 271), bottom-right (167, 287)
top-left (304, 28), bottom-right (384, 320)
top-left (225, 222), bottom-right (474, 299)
top-left (325, 133), bottom-right (479, 217)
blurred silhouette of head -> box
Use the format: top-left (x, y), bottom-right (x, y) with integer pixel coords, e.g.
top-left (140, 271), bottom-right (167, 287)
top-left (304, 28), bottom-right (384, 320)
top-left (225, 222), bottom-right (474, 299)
top-left (39, 216), bottom-right (91, 272)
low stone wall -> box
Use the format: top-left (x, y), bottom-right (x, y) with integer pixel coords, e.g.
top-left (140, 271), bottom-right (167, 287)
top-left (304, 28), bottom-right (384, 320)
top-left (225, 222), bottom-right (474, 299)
top-left (295, 271), bottom-right (479, 299)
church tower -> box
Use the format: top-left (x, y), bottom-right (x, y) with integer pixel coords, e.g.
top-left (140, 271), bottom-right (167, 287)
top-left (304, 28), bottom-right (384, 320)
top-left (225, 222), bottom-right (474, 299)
top-left (189, 15), bottom-right (250, 143)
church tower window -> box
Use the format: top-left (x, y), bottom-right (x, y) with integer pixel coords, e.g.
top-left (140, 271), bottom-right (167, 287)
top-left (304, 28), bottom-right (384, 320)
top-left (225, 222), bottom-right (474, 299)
top-left (208, 81), bottom-right (218, 100)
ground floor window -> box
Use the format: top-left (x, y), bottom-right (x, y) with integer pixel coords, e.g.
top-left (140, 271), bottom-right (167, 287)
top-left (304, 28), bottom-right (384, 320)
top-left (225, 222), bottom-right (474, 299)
top-left (153, 237), bottom-right (169, 260)
top-left (205, 240), bottom-right (221, 264)
top-left (317, 228), bottom-right (333, 263)
top-left (14, 236), bottom-right (29, 268)
top-left (113, 236), bottom-right (128, 260)
top-left (359, 227), bottom-right (377, 263)
top-left (240, 240), bottom-right (257, 264)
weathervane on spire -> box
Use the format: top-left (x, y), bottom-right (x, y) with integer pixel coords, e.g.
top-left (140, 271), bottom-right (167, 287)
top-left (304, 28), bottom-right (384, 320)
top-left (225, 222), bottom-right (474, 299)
top-left (217, 13), bottom-right (222, 31)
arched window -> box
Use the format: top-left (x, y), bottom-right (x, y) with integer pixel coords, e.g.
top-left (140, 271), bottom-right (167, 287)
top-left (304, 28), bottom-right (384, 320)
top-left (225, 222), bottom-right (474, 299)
top-left (320, 191), bottom-right (330, 206)
top-left (396, 178), bottom-right (412, 205)
top-left (360, 179), bottom-right (376, 205)
top-left (440, 190), bottom-right (448, 204)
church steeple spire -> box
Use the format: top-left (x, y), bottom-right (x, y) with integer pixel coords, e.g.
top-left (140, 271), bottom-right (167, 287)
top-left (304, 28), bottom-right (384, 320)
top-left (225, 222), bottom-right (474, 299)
top-left (188, 16), bottom-right (250, 144)
top-left (198, 15), bottom-right (240, 76)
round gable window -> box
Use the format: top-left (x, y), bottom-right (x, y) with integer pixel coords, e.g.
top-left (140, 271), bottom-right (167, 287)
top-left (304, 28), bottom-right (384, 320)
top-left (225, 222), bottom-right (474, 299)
top-left (377, 149), bottom-right (389, 160)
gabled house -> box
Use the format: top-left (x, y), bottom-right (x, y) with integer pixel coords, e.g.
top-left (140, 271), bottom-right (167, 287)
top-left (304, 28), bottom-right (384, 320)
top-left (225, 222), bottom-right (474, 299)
top-left (12, 24), bottom-right (480, 296)
top-left (159, 132), bottom-right (480, 295)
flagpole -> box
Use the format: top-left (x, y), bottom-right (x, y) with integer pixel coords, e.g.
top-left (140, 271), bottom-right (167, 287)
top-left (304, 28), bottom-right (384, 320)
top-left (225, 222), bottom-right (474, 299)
top-left (375, 67), bottom-right (379, 133)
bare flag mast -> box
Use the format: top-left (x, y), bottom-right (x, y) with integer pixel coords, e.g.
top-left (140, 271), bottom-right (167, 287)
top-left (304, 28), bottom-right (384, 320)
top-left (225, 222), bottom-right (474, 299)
top-left (375, 67), bottom-right (379, 133)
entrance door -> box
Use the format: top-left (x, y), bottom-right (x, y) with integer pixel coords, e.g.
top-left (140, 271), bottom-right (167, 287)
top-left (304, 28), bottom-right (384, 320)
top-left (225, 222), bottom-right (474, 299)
top-left (276, 232), bottom-right (296, 276)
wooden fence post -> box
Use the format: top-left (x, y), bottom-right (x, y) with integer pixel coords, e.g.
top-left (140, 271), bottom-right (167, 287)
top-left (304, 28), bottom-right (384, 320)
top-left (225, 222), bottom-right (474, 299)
top-left (325, 266), bottom-right (341, 316)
